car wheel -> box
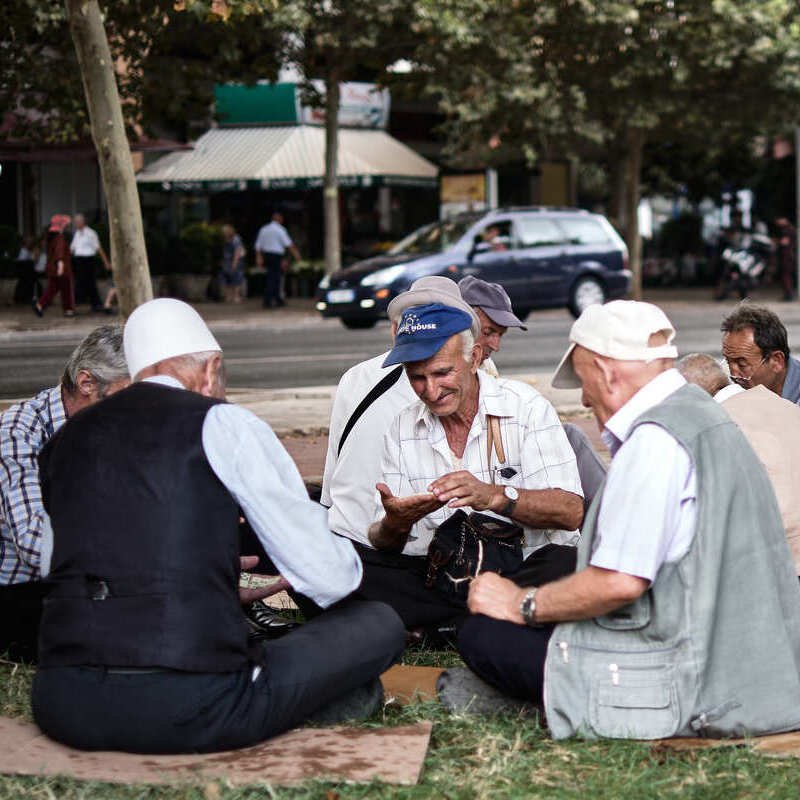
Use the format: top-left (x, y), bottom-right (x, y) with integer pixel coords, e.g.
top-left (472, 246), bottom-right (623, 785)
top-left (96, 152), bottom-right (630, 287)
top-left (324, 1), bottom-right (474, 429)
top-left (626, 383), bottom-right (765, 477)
top-left (341, 317), bottom-right (377, 330)
top-left (568, 276), bottom-right (607, 318)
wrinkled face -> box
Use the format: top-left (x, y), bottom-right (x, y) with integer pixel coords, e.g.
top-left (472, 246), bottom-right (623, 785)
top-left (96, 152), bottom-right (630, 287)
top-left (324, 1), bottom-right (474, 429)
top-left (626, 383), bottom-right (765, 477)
top-left (474, 308), bottom-right (507, 363)
top-left (571, 345), bottom-right (619, 428)
top-left (405, 334), bottom-right (480, 418)
top-left (722, 327), bottom-right (784, 392)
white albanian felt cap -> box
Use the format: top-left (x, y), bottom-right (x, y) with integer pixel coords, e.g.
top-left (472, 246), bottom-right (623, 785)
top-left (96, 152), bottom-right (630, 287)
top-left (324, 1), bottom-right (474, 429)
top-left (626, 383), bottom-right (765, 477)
top-left (124, 298), bottom-right (221, 378)
top-left (551, 300), bottom-right (678, 389)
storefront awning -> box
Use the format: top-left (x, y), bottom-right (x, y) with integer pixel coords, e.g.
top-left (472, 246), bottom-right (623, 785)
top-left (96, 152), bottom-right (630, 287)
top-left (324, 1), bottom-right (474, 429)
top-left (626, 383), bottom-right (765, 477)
top-left (135, 125), bottom-right (438, 192)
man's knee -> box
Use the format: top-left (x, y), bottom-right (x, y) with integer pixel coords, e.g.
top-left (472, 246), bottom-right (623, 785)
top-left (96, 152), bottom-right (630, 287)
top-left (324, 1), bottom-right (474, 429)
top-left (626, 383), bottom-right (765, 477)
top-left (457, 614), bottom-right (499, 664)
top-left (358, 600), bottom-right (406, 654)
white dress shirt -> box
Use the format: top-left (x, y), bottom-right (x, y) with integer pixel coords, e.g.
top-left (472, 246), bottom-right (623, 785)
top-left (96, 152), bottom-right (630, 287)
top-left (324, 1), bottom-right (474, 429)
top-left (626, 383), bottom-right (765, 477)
top-left (591, 369), bottom-right (697, 582)
top-left (151, 376), bottom-right (362, 608)
top-left (377, 370), bottom-right (583, 557)
top-left (322, 352), bottom-right (418, 547)
top-left (254, 222), bottom-right (292, 255)
top-left (70, 226), bottom-right (101, 257)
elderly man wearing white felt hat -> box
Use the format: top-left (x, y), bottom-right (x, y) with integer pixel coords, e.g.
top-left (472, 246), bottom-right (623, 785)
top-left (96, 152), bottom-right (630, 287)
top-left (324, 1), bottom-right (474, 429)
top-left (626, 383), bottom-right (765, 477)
top-left (32, 298), bottom-right (404, 755)
top-left (441, 300), bottom-right (800, 742)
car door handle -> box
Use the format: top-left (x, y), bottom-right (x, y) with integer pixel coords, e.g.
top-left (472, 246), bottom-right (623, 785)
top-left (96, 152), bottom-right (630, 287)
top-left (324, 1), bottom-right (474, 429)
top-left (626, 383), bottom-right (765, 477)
top-left (462, 266), bottom-right (480, 275)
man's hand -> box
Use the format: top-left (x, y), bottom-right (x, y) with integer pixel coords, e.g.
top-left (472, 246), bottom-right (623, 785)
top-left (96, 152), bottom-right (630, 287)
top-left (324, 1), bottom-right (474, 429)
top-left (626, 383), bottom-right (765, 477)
top-left (429, 470), bottom-right (503, 512)
top-left (468, 572), bottom-right (527, 623)
top-left (56, 260), bottom-right (64, 277)
top-left (238, 555), bottom-right (291, 605)
top-left (368, 483), bottom-right (444, 551)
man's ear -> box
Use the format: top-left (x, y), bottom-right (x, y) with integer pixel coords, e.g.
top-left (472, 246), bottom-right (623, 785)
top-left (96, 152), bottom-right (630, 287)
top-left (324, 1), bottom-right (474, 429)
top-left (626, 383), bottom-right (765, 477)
top-left (594, 356), bottom-right (615, 392)
top-left (200, 354), bottom-right (225, 399)
top-left (470, 343), bottom-right (482, 372)
top-left (74, 369), bottom-right (97, 399)
top-left (767, 350), bottom-right (787, 375)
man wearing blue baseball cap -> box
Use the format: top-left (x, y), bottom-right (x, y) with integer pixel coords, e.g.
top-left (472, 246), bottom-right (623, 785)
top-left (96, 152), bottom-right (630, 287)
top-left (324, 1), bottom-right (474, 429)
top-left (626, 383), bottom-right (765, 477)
top-left (366, 302), bottom-right (584, 631)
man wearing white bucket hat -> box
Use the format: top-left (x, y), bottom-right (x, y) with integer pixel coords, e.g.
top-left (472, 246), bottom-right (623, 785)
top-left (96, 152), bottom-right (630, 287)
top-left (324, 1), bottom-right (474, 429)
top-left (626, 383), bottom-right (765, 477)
top-left (32, 298), bottom-right (404, 754)
top-left (442, 300), bottom-right (800, 740)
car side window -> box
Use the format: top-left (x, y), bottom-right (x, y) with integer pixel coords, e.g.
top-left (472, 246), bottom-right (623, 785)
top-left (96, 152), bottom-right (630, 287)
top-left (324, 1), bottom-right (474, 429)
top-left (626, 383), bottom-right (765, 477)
top-left (559, 217), bottom-right (611, 245)
top-left (515, 217), bottom-right (567, 248)
top-left (474, 220), bottom-right (514, 252)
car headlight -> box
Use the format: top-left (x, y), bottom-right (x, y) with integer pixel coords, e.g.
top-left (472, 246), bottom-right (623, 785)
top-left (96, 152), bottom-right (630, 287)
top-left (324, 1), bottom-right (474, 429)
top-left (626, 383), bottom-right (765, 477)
top-left (361, 265), bottom-right (406, 287)
top-left (318, 274), bottom-right (330, 290)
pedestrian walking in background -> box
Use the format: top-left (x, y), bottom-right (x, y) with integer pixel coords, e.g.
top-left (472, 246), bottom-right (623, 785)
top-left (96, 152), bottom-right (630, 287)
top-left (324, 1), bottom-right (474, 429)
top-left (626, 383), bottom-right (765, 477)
top-left (775, 216), bottom-right (797, 301)
top-left (34, 215), bottom-right (75, 318)
top-left (71, 213), bottom-right (111, 312)
top-left (219, 224), bottom-right (246, 304)
top-left (255, 210), bottom-right (300, 309)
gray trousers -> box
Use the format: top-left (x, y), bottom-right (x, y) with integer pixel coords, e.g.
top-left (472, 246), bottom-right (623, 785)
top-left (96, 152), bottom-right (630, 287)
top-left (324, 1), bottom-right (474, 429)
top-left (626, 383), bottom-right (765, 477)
top-left (32, 600), bottom-right (404, 754)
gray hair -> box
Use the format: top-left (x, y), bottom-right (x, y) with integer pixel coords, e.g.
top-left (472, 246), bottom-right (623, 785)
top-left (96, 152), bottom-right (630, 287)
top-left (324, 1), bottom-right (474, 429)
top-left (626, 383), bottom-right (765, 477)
top-left (167, 350), bottom-right (226, 395)
top-left (460, 329), bottom-right (475, 360)
top-left (677, 353), bottom-right (730, 396)
top-left (61, 324), bottom-right (127, 397)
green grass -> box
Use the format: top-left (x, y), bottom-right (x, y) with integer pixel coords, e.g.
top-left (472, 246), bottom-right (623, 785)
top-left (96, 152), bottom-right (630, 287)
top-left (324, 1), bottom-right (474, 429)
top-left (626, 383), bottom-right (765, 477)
top-left (2, 658), bottom-right (800, 800)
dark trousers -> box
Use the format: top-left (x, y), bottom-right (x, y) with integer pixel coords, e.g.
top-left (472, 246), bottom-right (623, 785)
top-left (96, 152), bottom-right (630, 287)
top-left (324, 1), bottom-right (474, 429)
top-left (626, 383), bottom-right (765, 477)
top-left (32, 599), bottom-right (404, 754)
top-left (73, 255), bottom-right (102, 308)
top-left (263, 253), bottom-right (284, 307)
top-left (457, 614), bottom-right (554, 705)
top-left (296, 540), bottom-right (576, 632)
top-left (0, 581), bottom-right (49, 663)
top-left (39, 274), bottom-right (75, 312)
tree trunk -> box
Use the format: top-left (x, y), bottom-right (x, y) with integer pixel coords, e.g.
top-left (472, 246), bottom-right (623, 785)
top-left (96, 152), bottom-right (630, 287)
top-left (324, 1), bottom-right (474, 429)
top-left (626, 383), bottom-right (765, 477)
top-left (623, 128), bottom-right (645, 301)
top-left (65, 0), bottom-right (152, 318)
top-left (323, 71), bottom-right (341, 275)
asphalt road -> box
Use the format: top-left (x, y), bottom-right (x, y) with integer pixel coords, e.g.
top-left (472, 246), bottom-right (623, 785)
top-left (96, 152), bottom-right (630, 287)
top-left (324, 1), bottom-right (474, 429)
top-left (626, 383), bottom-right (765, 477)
top-left (3, 301), bottom-right (800, 398)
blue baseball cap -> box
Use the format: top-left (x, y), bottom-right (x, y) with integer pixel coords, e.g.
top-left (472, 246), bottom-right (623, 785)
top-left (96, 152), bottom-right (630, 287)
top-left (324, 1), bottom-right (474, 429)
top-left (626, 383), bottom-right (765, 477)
top-left (383, 303), bottom-right (473, 367)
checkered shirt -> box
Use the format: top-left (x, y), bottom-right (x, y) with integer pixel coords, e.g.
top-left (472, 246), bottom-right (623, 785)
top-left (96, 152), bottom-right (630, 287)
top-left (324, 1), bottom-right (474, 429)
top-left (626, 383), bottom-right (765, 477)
top-left (377, 370), bottom-right (583, 557)
top-left (0, 386), bottom-right (65, 583)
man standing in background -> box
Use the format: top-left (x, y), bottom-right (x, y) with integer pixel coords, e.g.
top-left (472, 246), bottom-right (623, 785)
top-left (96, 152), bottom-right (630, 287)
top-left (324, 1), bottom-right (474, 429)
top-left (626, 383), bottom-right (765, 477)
top-left (255, 211), bottom-right (301, 309)
top-left (70, 213), bottom-right (111, 313)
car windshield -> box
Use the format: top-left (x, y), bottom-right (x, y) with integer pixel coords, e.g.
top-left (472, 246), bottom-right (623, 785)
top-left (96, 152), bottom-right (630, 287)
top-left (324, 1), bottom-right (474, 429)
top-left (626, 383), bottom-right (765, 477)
top-left (388, 217), bottom-right (479, 255)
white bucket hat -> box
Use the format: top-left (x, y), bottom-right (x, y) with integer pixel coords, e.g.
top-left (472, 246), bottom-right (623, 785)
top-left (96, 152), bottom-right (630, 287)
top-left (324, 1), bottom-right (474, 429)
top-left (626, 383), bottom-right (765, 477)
top-left (551, 300), bottom-right (678, 389)
top-left (124, 298), bottom-right (221, 379)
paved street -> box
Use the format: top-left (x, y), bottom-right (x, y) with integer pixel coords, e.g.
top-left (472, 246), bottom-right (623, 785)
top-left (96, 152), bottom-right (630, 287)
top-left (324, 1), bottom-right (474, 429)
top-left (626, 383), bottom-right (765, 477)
top-left (2, 289), bottom-right (800, 398)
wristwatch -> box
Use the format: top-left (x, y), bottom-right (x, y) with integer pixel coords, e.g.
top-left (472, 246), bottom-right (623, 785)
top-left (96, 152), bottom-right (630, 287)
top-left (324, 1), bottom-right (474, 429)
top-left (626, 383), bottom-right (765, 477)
top-left (520, 588), bottom-right (542, 627)
top-left (500, 485), bottom-right (519, 518)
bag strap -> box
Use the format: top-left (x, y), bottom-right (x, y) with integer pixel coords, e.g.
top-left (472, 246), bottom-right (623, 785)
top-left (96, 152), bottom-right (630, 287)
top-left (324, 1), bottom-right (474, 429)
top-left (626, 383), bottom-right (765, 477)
top-left (486, 414), bottom-right (506, 484)
top-left (337, 365), bottom-right (404, 457)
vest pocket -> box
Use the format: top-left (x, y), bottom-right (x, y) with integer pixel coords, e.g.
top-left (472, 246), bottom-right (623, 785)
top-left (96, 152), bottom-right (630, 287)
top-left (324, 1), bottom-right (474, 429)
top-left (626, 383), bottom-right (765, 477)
top-left (593, 592), bottom-right (652, 631)
top-left (590, 665), bottom-right (680, 739)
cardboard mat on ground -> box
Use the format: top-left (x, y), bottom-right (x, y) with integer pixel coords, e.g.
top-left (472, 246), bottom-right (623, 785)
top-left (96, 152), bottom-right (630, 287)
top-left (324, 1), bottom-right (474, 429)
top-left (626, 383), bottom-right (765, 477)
top-left (652, 731), bottom-right (800, 758)
top-left (0, 717), bottom-right (431, 787)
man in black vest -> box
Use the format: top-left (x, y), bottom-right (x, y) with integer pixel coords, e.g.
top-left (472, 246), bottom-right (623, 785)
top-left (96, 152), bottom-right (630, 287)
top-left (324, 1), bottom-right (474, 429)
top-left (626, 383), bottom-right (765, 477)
top-left (32, 298), bottom-right (404, 754)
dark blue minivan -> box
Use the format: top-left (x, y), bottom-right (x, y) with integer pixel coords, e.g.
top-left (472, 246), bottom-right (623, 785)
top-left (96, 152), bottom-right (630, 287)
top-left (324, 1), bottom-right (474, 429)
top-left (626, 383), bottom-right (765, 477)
top-left (316, 207), bottom-right (630, 328)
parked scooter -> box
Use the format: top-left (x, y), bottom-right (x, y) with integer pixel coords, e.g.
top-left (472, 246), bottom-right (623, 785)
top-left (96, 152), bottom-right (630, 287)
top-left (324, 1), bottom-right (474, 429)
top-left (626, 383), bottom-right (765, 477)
top-left (716, 231), bottom-right (773, 299)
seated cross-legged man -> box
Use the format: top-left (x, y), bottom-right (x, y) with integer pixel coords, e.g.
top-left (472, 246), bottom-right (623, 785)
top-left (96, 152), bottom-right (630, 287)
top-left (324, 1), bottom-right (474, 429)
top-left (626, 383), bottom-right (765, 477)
top-left (0, 324), bottom-right (129, 662)
top-left (32, 298), bottom-right (405, 755)
top-left (367, 302), bottom-right (584, 633)
top-left (444, 300), bottom-right (800, 740)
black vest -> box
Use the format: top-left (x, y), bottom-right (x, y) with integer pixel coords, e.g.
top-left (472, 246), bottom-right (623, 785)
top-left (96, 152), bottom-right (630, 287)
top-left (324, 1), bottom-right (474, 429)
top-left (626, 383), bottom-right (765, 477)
top-left (37, 382), bottom-right (249, 671)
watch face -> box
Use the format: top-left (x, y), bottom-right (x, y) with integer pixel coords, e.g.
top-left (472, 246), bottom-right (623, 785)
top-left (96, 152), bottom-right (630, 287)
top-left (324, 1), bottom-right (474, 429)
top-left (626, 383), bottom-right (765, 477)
top-left (504, 485), bottom-right (519, 501)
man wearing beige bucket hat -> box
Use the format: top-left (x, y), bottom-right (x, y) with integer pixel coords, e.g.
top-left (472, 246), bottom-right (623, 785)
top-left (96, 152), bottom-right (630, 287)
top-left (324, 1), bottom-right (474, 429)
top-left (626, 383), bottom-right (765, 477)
top-left (443, 299), bottom-right (800, 740)
top-left (32, 298), bottom-right (405, 754)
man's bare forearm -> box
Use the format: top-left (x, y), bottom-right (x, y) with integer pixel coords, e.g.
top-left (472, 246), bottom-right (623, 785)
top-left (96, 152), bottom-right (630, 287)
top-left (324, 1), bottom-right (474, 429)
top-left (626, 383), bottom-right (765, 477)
top-left (503, 488), bottom-right (584, 530)
top-left (368, 517), bottom-right (410, 552)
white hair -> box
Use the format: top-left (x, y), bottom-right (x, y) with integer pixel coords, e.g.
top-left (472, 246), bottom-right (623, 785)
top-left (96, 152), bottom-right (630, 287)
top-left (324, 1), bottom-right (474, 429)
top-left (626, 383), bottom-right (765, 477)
top-left (460, 329), bottom-right (475, 360)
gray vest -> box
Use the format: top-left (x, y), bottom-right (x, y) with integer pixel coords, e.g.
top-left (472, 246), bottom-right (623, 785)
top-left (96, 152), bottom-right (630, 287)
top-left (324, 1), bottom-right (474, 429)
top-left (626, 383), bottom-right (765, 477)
top-left (544, 384), bottom-right (800, 739)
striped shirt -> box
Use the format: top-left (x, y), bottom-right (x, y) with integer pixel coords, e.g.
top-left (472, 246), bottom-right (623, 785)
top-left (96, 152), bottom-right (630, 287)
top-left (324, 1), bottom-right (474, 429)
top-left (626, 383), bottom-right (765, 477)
top-left (0, 386), bottom-right (65, 583)
top-left (377, 370), bottom-right (582, 557)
